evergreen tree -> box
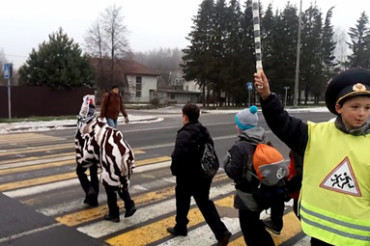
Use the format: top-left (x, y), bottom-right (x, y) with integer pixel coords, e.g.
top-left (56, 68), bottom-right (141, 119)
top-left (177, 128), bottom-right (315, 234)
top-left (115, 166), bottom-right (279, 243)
top-left (300, 4), bottom-right (323, 104)
top-left (322, 7), bottom-right (337, 83)
top-left (209, 0), bottom-right (229, 106)
top-left (18, 28), bottom-right (94, 88)
top-left (347, 12), bottom-right (370, 68)
top-left (182, 0), bottom-right (215, 106)
top-left (268, 3), bottom-right (298, 98)
top-left (238, 0), bottom-right (255, 101)
top-left (260, 3), bottom-right (275, 72)
top-left (223, 0), bottom-right (244, 106)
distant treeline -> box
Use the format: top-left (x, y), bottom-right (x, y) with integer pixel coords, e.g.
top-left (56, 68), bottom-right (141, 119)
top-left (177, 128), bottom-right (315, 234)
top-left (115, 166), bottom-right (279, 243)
top-left (178, 0), bottom-right (370, 106)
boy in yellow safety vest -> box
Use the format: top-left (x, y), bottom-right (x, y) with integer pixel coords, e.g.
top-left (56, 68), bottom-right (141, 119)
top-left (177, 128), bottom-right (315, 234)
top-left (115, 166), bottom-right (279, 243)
top-left (254, 68), bottom-right (370, 246)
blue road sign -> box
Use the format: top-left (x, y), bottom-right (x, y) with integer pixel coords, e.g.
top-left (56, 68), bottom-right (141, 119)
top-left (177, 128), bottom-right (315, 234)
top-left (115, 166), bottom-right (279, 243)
top-left (3, 63), bottom-right (11, 79)
top-left (246, 82), bottom-right (253, 90)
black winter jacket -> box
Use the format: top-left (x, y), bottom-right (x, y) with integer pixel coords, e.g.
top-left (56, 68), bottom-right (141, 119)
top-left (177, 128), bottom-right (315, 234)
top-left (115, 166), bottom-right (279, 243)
top-left (170, 121), bottom-right (213, 178)
top-left (261, 93), bottom-right (309, 156)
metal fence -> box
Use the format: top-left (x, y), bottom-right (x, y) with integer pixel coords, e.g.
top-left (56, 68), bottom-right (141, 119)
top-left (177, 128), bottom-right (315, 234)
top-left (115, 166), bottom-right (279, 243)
top-left (0, 86), bottom-right (94, 118)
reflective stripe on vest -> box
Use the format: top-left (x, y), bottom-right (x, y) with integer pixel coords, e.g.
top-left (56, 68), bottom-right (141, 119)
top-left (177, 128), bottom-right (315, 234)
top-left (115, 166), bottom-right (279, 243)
top-left (300, 121), bottom-right (370, 246)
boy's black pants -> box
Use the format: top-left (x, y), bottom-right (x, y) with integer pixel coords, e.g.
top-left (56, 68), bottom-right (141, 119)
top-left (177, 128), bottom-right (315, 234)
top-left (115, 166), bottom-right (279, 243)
top-left (239, 191), bottom-right (285, 246)
top-left (239, 209), bottom-right (275, 246)
top-left (174, 176), bottom-right (229, 240)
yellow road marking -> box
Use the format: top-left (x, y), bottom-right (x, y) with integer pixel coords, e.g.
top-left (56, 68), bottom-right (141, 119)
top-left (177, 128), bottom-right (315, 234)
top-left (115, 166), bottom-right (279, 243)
top-left (0, 143), bottom-right (74, 156)
top-left (56, 174), bottom-right (228, 226)
top-left (0, 133), bottom-right (65, 144)
top-left (135, 156), bottom-right (171, 166)
top-left (0, 143), bottom-right (145, 157)
top-left (0, 132), bottom-right (54, 139)
top-left (0, 152), bottom-right (74, 165)
top-left (228, 211), bottom-right (302, 246)
top-left (0, 159), bottom-right (75, 175)
top-left (105, 195), bottom-right (234, 246)
top-left (0, 172), bottom-right (78, 191)
top-left (0, 133), bottom-right (40, 138)
top-left (0, 154), bottom-right (167, 176)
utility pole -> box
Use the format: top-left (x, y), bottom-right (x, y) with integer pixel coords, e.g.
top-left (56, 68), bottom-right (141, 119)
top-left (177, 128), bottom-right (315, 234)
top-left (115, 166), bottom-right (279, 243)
top-left (294, 0), bottom-right (302, 107)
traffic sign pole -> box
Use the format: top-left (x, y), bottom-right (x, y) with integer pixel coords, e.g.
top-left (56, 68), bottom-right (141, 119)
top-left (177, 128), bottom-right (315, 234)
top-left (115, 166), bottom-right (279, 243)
top-left (246, 82), bottom-right (253, 107)
top-left (7, 78), bottom-right (11, 120)
top-left (4, 63), bottom-right (12, 120)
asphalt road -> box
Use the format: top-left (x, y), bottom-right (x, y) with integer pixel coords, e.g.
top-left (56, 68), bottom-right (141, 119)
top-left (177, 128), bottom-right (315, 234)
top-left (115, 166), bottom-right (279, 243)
top-left (0, 110), bottom-right (334, 246)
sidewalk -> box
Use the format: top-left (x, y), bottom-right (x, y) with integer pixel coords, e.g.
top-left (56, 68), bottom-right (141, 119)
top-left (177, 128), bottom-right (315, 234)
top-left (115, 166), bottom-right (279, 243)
top-left (0, 114), bottom-right (162, 134)
top-left (0, 106), bottom-right (330, 134)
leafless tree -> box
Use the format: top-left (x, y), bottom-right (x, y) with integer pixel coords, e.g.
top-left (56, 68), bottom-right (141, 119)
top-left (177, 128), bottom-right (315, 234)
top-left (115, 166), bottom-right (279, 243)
top-left (85, 4), bottom-right (130, 60)
top-left (334, 26), bottom-right (349, 71)
top-left (101, 4), bottom-right (130, 62)
top-left (84, 20), bottom-right (105, 58)
top-left (84, 4), bottom-right (131, 90)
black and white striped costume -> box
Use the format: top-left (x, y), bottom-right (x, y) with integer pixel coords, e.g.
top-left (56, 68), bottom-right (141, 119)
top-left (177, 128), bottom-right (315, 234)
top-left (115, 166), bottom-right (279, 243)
top-left (75, 95), bottom-right (135, 189)
top-left (76, 94), bottom-right (136, 219)
top-left (78, 119), bottom-right (135, 189)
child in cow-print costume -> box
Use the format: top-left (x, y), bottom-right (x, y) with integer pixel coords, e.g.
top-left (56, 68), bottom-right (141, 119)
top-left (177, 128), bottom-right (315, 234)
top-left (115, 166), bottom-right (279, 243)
top-left (75, 95), bottom-right (136, 222)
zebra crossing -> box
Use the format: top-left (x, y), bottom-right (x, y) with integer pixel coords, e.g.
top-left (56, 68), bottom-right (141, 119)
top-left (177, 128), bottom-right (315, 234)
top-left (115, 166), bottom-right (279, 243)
top-left (0, 132), bottom-right (304, 246)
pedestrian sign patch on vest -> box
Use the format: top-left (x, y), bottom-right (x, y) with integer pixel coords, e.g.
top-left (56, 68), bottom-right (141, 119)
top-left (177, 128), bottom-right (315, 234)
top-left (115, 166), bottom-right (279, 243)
top-left (320, 157), bottom-right (361, 197)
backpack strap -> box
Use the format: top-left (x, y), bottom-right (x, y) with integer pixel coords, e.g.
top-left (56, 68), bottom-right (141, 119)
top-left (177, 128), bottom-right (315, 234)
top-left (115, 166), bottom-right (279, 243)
top-left (238, 140), bottom-right (258, 184)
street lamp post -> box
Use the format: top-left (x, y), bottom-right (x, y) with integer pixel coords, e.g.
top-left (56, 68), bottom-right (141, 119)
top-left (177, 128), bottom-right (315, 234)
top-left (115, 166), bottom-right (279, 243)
top-left (284, 86), bottom-right (290, 106)
top-left (294, 0), bottom-right (302, 107)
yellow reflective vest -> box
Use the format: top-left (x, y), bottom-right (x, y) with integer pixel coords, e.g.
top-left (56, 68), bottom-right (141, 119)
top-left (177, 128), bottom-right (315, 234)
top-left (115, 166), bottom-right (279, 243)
top-left (300, 121), bottom-right (370, 246)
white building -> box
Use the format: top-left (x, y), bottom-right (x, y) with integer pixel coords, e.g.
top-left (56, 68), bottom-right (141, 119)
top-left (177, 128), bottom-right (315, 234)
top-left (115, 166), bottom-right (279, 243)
top-left (91, 58), bottom-right (160, 103)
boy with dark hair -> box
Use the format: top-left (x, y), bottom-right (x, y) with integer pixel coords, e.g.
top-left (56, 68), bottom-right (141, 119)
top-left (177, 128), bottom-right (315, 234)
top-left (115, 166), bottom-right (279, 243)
top-left (168, 103), bottom-right (232, 246)
top-left (182, 103), bottom-right (200, 122)
top-left (254, 68), bottom-right (370, 246)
